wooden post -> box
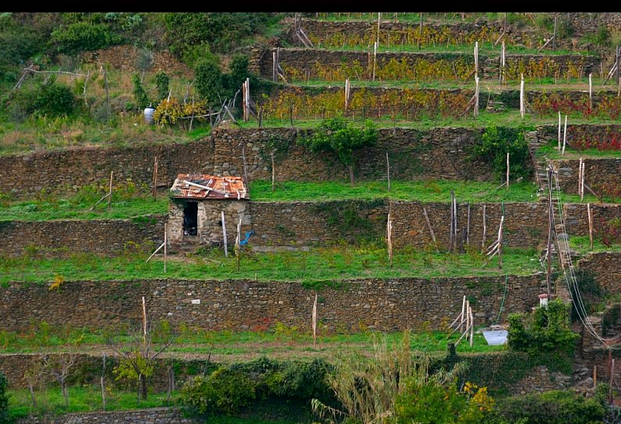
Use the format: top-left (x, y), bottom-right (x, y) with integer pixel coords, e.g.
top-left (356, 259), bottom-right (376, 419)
top-left (372, 41), bottom-right (378, 81)
top-left (163, 223), bottom-right (167, 274)
top-left (387, 212), bottom-right (393, 267)
top-left (449, 191), bottom-right (455, 252)
top-left (552, 14), bottom-right (557, 51)
top-left (344, 78), bottom-right (350, 112)
top-left (142, 296), bottom-right (147, 344)
top-left (579, 158), bottom-right (584, 201)
top-left (589, 73), bottom-right (593, 112)
top-left (506, 152), bottom-right (510, 189)
top-left (102, 65), bottom-right (110, 121)
top-left (558, 111), bottom-right (562, 151)
top-left (270, 151), bottom-right (276, 192)
top-left (241, 141), bottom-right (249, 186)
top-left (520, 73), bottom-right (525, 119)
top-left (152, 157), bottom-right (158, 200)
top-left (460, 295), bottom-right (466, 332)
top-left (474, 41), bottom-right (479, 77)
top-left (481, 204), bottom-right (487, 253)
top-left (235, 214), bottom-right (242, 271)
top-left (588, 203), bottom-right (594, 250)
top-left (312, 293), bottom-right (318, 347)
top-left (610, 358), bottom-right (615, 404)
top-left (498, 215), bottom-right (504, 269)
top-left (466, 203), bottom-right (471, 246)
top-left (562, 115), bottom-right (568, 155)
top-left (418, 13), bottom-right (423, 50)
top-left (453, 193), bottom-right (458, 252)
top-left (376, 12), bottom-right (381, 46)
top-left (500, 40), bottom-right (506, 84)
top-left (272, 51), bottom-right (277, 82)
top-left (108, 171), bottom-right (113, 211)
top-left (386, 152), bottom-right (391, 191)
top-left (469, 304), bottom-right (474, 347)
top-left (594, 365), bottom-right (598, 388)
top-left (422, 206), bottom-right (437, 248)
top-left (221, 211), bottom-right (228, 257)
top-left (474, 75), bottom-right (480, 119)
top-left (546, 167), bottom-right (553, 300)
top-left (615, 46), bottom-right (621, 97)
top-left (101, 354), bottom-right (106, 411)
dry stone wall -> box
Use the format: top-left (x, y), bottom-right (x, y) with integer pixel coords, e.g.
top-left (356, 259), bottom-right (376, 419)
top-left (16, 407), bottom-right (195, 424)
top-left (550, 158), bottom-right (621, 195)
top-left (0, 216), bottom-right (165, 257)
top-left (577, 252), bottom-right (621, 293)
top-left (0, 275), bottom-right (545, 334)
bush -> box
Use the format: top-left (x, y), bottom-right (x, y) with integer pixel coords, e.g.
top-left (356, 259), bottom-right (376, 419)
top-left (50, 22), bottom-right (122, 54)
top-left (195, 59), bottom-right (224, 106)
top-left (14, 78), bottom-right (77, 118)
top-left (508, 298), bottom-right (579, 356)
top-left (490, 390), bottom-right (605, 424)
top-left (470, 126), bottom-right (532, 181)
top-left (154, 71), bottom-right (170, 101)
top-left (132, 74), bottom-right (150, 110)
top-left (298, 117), bottom-right (378, 185)
top-left (0, 371), bottom-right (8, 423)
top-left (181, 367), bottom-right (257, 415)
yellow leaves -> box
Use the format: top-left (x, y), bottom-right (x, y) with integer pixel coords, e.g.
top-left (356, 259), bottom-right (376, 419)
top-left (49, 274), bottom-right (65, 291)
top-left (153, 98), bottom-right (208, 127)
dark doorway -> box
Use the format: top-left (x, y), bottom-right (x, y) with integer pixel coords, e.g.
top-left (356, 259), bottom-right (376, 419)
top-left (183, 202), bottom-right (198, 236)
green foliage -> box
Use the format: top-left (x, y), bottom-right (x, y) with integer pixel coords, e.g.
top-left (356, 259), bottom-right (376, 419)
top-left (14, 78), bottom-right (77, 118)
top-left (470, 126), bottom-right (532, 181)
top-left (162, 13), bottom-right (275, 56)
top-left (594, 25), bottom-right (611, 47)
top-left (0, 17), bottom-right (44, 83)
top-left (132, 74), bottom-right (150, 110)
top-left (154, 71), bottom-right (170, 101)
top-left (195, 59), bottom-right (224, 106)
top-left (0, 371), bottom-right (8, 424)
top-left (298, 117), bottom-right (378, 184)
top-left (226, 55), bottom-right (250, 93)
top-left (50, 22), bottom-right (122, 55)
top-left (395, 380), bottom-right (493, 424)
top-left (181, 367), bottom-right (257, 415)
top-left (507, 299), bottom-right (579, 356)
top-left (490, 390), bottom-right (605, 424)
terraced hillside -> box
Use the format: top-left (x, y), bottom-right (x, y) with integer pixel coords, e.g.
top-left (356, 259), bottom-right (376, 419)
top-left (2, 12), bottom-right (621, 424)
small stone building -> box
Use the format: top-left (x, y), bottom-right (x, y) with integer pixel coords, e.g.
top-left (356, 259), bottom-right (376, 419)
top-left (168, 174), bottom-right (250, 248)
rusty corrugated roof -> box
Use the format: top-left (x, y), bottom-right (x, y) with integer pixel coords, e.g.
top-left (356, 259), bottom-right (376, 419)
top-left (170, 174), bottom-right (249, 200)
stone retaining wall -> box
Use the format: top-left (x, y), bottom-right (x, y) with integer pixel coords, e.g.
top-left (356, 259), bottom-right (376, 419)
top-left (0, 276), bottom-right (545, 334)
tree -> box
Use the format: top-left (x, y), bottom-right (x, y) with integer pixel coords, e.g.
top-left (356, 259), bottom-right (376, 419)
top-left (298, 117), bottom-right (378, 186)
top-left (154, 71), bottom-right (170, 101)
top-left (108, 299), bottom-right (177, 402)
top-left (195, 59), bottom-right (223, 107)
top-left (42, 353), bottom-right (77, 408)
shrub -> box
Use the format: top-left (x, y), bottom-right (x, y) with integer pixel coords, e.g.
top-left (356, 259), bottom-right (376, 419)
top-left (181, 367), bottom-right (257, 415)
top-left (507, 298), bottom-right (579, 356)
top-left (154, 71), bottom-right (170, 101)
top-left (490, 390), bottom-right (605, 424)
top-left (298, 117), bottom-right (378, 185)
top-left (15, 78), bottom-right (77, 118)
top-left (470, 126), bottom-right (532, 181)
top-left (50, 22), bottom-right (122, 54)
top-left (132, 74), bottom-right (150, 110)
top-left (195, 59), bottom-right (223, 106)
top-left (0, 371), bottom-right (8, 424)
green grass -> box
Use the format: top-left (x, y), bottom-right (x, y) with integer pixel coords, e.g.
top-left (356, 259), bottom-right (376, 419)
top-left (302, 41), bottom-right (590, 56)
top-left (8, 385), bottom-right (180, 421)
top-left (0, 327), bottom-right (504, 356)
top-left (250, 180), bottom-right (539, 203)
top-left (537, 141), bottom-right (621, 160)
top-left (0, 246), bottom-right (541, 285)
top-left (241, 109), bottom-right (620, 132)
top-left (0, 196), bottom-right (168, 222)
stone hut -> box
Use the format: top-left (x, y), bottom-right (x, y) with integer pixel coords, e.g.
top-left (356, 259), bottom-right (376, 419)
top-left (168, 174), bottom-right (250, 248)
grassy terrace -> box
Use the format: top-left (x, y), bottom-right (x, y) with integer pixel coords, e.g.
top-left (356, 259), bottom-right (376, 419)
top-left (284, 42), bottom-right (592, 56)
top-left (0, 246), bottom-right (541, 285)
top-left (0, 178), bottom-right (612, 223)
top-left (0, 327), bottom-right (503, 356)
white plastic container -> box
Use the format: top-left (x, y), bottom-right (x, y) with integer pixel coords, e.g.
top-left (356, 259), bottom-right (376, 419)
top-left (143, 107), bottom-right (156, 125)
